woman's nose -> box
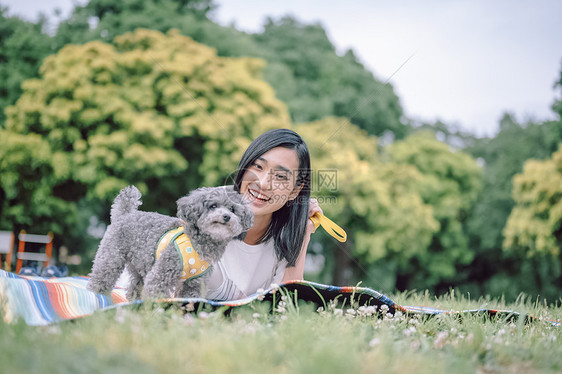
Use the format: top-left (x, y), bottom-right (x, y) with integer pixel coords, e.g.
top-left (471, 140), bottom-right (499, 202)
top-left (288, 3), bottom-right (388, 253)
top-left (258, 170), bottom-right (273, 191)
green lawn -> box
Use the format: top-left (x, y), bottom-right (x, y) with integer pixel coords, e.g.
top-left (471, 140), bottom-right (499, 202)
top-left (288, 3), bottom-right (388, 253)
top-left (2, 291), bottom-right (561, 374)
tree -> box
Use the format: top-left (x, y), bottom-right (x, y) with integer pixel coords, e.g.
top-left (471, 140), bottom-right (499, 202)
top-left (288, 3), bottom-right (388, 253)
top-left (53, 0), bottom-right (261, 58)
top-left (296, 118), bottom-right (438, 287)
top-left (55, 3), bottom-right (407, 138)
top-left (462, 113), bottom-right (562, 298)
top-left (502, 145), bottom-right (562, 297)
top-left (0, 7), bottom-right (54, 124)
top-left (387, 131), bottom-right (482, 291)
top-left (0, 29), bottom-right (290, 256)
top-left (255, 16), bottom-right (407, 138)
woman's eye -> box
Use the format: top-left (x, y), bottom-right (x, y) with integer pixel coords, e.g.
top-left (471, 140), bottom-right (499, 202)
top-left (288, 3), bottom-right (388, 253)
top-left (252, 163), bottom-right (263, 170)
top-left (276, 174), bottom-right (289, 180)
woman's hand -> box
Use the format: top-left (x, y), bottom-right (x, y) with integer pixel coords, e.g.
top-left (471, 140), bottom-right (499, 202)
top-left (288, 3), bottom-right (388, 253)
top-left (306, 198), bottom-right (323, 235)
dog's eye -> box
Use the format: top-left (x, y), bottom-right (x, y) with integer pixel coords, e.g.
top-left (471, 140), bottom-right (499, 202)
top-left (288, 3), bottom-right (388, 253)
top-left (209, 203), bottom-right (217, 209)
top-left (230, 206), bottom-right (236, 213)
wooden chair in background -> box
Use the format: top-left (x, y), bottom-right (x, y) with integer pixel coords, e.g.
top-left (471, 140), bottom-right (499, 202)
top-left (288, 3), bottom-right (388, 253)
top-left (15, 230), bottom-right (54, 273)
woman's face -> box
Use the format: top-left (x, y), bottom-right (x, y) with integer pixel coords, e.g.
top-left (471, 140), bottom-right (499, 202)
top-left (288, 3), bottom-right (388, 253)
top-left (240, 146), bottom-right (302, 217)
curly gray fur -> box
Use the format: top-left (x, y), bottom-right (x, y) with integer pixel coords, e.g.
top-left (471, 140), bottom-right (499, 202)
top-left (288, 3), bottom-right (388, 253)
top-left (87, 185), bottom-right (253, 300)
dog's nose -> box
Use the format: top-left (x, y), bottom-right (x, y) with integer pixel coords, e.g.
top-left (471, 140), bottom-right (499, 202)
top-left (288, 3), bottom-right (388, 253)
top-left (223, 215), bottom-right (231, 222)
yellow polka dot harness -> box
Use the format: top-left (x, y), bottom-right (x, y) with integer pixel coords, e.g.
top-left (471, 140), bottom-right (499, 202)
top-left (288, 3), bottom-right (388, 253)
top-left (156, 227), bottom-right (211, 281)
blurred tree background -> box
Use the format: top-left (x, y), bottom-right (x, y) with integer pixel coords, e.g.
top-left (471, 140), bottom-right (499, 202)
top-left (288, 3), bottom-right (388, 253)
top-left (0, 0), bottom-right (561, 302)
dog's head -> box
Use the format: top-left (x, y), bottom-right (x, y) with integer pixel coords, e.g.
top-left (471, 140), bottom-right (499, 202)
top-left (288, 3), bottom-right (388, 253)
top-left (177, 186), bottom-right (254, 242)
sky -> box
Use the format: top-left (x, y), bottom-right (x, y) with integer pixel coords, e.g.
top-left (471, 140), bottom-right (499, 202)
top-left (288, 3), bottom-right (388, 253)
top-left (2, 0), bottom-right (561, 137)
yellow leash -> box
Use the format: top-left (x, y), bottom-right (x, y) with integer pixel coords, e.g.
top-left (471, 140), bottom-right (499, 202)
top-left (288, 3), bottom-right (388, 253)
top-left (309, 212), bottom-right (347, 242)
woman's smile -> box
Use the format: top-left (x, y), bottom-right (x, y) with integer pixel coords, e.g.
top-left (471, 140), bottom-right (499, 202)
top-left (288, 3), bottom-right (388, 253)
top-left (247, 188), bottom-right (271, 203)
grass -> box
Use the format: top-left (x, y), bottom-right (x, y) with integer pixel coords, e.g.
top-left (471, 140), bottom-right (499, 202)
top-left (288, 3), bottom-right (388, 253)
top-left (2, 290), bottom-right (561, 374)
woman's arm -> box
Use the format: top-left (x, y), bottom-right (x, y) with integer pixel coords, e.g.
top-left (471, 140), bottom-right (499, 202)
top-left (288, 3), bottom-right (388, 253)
top-left (281, 198), bottom-right (322, 282)
top-left (281, 232), bottom-right (311, 282)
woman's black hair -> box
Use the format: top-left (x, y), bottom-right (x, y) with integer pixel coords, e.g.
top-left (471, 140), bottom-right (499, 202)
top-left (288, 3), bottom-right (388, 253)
top-left (234, 128), bottom-right (311, 266)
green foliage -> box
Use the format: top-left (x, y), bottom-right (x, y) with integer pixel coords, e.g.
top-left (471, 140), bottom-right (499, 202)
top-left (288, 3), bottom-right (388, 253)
top-left (0, 29), bottom-right (289, 252)
top-left (504, 144), bottom-right (562, 257)
top-left (53, 0), bottom-right (261, 58)
top-left (255, 16), bottom-right (407, 138)
top-left (387, 131), bottom-right (482, 290)
top-left (462, 114), bottom-right (562, 300)
top-left (297, 119), bottom-right (439, 286)
top-left (54, 2), bottom-right (407, 138)
top-left (467, 114), bottom-right (562, 251)
top-left (0, 7), bottom-right (54, 124)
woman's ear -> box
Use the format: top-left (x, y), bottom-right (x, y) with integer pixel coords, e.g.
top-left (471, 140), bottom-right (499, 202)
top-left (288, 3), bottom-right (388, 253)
top-left (288, 183), bottom-right (303, 202)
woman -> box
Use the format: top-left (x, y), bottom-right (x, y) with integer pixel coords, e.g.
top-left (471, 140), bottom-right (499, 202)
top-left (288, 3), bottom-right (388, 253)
top-left (206, 128), bottom-right (322, 300)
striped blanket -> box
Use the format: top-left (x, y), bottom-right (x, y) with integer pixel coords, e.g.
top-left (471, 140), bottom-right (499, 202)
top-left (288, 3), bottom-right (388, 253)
top-left (0, 269), bottom-right (558, 326)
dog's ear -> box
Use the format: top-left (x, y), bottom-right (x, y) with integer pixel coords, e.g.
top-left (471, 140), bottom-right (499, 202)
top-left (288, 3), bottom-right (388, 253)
top-left (233, 231), bottom-right (247, 241)
top-left (241, 204), bottom-right (254, 232)
top-left (177, 188), bottom-right (208, 236)
top-left (223, 187), bottom-right (253, 241)
top-left (232, 206), bottom-right (253, 241)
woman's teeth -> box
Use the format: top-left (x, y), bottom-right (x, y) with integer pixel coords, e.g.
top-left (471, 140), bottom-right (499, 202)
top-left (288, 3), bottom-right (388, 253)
top-left (248, 189), bottom-right (269, 201)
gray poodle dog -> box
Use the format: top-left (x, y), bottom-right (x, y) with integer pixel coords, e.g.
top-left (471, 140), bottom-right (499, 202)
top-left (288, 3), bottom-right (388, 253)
top-left (87, 185), bottom-right (253, 300)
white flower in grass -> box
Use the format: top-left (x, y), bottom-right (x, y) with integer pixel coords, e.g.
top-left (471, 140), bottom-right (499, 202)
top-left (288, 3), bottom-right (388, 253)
top-left (256, 288), bottom-right (265, 301)
top-left (280, 315), bottom-right (288, 321)
top-left (357, 305), bottom-right (376, 317)
top-left (346, 308), bottom-right (356, 319)
top-left (334, 308), bottom-right (343, 316)
top-left (276, 301), bottom-right (287, 314)
top-left (252, 313), bottom-right (260, 319)
top-left (317, 306), bottom-right (326, 315)
top-left (198, 311), bottom-right (209, 319)
top-left (183, 314), bottom-right (195, 326)
top-left (270, 283), bottom-right (279, 293)
top-left (369, 338), bottom-right (381, 347)
top-left (183, 302), bottom-right (195, 312)
top-left (434, 331), bottom-right (449, 349)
